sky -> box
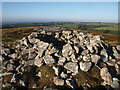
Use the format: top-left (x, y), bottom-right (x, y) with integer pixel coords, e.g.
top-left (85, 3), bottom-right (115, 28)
top-left (2, 2), bottom-right (118, 23)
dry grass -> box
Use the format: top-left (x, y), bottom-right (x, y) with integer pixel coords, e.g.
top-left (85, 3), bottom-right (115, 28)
top-left (37, 65), bottom-right (55, 89)
top-left (75, 66), bottom-right (103, 87)
top-left (1, 26), bottom-right (39, 45)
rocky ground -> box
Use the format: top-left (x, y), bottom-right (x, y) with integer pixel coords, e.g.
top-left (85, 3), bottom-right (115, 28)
top-left (0, 27), bottom-right (120, 90)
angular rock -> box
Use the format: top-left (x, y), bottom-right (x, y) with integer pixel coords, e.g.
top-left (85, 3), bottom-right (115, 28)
top-left (100, 68), bottom-right (112, 85)
top-left (28, 51), bottom-right (37, 60)
top-left (116, 45), bottom-right (120, 51)
top-left (73, 46), bottom-right (79, 54)
top-left (24, 60), bottom-right (34, 67)
top-left (34, 57), bottom-right (43, 67)
top-left (52, 66), bottom-right (62, 76)
top-left (80, 61), bottom-right (92, 72)
top-left (53, 77), bottom-right (64, 86)
top-left (35, 41), bottom-right (49, 57)
top-left (100, 49), bottom-right (108, 62)
top-left (81, 50), bottom-right (89, 56)
top-left (7, 63), bottom-right (15, 71)
top-left (106, 60), bottom-right (115, 66)
top-left (2, 47), bottom-right (11, 55)
top-left (43, 55), bottom-right (55, 65)
top-left (64, 62), bottom-right (78, 74)
top-left (91, 54), bottom-right (100, 64)
top-left (19, 80), bottom-right (27, 86)
top-left (62, 44), bottom-right (74, 57)
top-left (82, 55), bottom-right (91, 62)
top-left (60, 72), bottom-right (69, 79)
top-left (10, 74), bottom-right (16, 83)
top-left (37, 72), bottom-right (41, 77)
top-left (58, 57), bottom-right (66, 65)
top-left (111, 77), bottom-right (120, 89)
top-left (66, 78), bottom-right (78, 89)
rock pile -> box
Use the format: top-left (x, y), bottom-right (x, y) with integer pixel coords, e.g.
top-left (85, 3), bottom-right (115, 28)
top-left (1, 28), bottom-right (120, 90)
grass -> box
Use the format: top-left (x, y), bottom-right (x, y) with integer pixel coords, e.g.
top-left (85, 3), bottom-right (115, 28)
top-left (95, 26), bottom-right (118, 31)
top-left (1, 26), bottom-right (39, 45)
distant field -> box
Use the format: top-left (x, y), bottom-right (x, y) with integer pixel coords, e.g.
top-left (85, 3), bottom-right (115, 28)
top-left (95, 26), bottom-right (118, 31)
top-left (1, 26), bottom-right (120, 46)
top-left (2, 22), bottom-right (120, 46)
top-left (2, 22), bottom-right (119, 34)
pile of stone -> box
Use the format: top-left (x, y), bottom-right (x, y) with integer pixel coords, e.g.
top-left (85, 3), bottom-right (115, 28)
top-left (1, 28), bottom-right (120, 90)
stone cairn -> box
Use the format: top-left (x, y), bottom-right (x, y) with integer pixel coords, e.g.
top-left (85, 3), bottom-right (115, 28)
top-left (0, 27), bottom-right (120, 90)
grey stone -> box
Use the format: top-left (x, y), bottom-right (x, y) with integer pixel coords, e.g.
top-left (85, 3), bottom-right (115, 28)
top-left (81, 50), bottom-right (89, 56)
top-left (100, 68), bottom-right (112, 86)
top-left (60, 72), bottom-right (69, 78)
top-left (58, 57), bottom-right (66, 65)
top-left (28, 51), bottom-right (37, 60)
top-left (9, 53), bottom-right (17, 59)
top-left (91, 54), bottom-right (100, 64)
top-left (7, 63), bottom-right (15, 71)
top-left (53, 77), bottom-right (64, 86)
top-left (66, 78), bottom-right (78, 89)
top-left (111, 78), bottom-right (120, 89)
top-left (106, 60), bottom-right (115, 66)
top-left (52, 66), bottom-right (62, 76)
top-left (32, 84), bottom-right (37, 88)
top-left (116, 45), bottom-right (120, 51)
top-left (37, 72), bottom-right (41, 77)
top-left (24, 60), bottom-right (34, 66)
top-left (2, 47), bottom-right (11, 55)
top-left (43, 55), bottom-right (55, 65)
top-left (64, 62), bottom-right (78, 74)
top-left (19, 80), bottom-right (26, 86)
top-left (62, 44), bottom-right (74, 57)
top-left (34, 56), bottom-right (43, 67)
top-left (100, 49), bottom-right (108, 62)
top-left (73, 46), bottom-right (79, 54)
top-left (82, 55), bottom-right (91, 62)
top-left (10, 74), bottom-right (16, 83)
top-left (80, 61), bottom-right (92, 72)
top-left (35, 41), bottom-right (49, 57)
